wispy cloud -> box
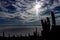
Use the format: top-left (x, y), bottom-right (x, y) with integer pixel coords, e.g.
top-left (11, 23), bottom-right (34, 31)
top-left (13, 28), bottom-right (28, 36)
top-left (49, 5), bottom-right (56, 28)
top-left (0, 0), bottom-right (60, 23)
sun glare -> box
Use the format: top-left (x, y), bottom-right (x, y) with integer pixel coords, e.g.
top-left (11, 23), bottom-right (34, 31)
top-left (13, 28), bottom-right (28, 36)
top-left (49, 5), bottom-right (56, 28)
top-left (35, 3), bottom-right (41, 10)
top-left (34, 2), bottom-right (41, 17)
top-left (34, 0), bottom-right (43, 17)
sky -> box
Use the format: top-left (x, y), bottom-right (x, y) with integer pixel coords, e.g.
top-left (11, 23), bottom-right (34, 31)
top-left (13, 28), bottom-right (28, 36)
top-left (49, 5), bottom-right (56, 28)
top-left (0, 0), bottom-right (60, 36)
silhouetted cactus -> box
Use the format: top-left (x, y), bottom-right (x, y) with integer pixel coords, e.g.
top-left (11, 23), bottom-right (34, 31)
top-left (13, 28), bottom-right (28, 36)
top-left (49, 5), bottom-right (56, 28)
top-left (46, 17), bottom-right (50, 25)
top-left (50, 11), bottom-right (56, 33)
top-left (51, 11), bottom-right (56, 25)
top-left (41, 19), bottom-right (45, 31)
top-left (41, 19), bottom-right (44, 27)
top-left (46, 17), bottom-right (50, 32)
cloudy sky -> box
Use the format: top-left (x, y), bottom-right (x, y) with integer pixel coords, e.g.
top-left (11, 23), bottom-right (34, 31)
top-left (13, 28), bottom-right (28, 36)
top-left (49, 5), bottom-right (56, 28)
top-left (0, 0), bottom-right (60, 36)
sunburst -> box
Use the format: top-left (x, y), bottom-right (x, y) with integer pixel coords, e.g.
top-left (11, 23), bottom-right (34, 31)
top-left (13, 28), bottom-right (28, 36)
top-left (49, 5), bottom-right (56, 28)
top-left (33, 0), bottom-right (43, 16)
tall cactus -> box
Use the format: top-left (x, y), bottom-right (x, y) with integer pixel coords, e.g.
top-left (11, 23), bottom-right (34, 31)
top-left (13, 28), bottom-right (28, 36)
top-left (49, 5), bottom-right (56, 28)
top-left (41, 19), bottom-right (44, 30)
top-left (50, 11), bottom-right (56, 31)
top-left (51, 11), bottom-right (56, 25)
top-left (46, 17), bottom-right (50, 32)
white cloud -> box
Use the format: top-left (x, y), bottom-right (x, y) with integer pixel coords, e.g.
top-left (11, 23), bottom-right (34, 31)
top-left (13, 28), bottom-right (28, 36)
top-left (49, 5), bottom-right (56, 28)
top-left (0, 0), bottom-right (60, 22)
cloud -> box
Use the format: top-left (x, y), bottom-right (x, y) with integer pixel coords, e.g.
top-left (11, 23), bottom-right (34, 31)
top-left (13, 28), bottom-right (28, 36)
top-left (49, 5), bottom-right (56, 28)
top-left (0, 0), bottom-right (60, 36)
top-left (0, 0), bottom-right (60, 23)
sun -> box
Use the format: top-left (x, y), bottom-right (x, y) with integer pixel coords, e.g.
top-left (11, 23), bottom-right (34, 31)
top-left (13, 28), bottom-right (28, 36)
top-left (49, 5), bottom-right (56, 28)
top-left (34, 3), bottom-right (41, 10)
top-left (33, 0), bottom-right (43, 16)
top-left (33, 2), bottom-right (42, 16)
